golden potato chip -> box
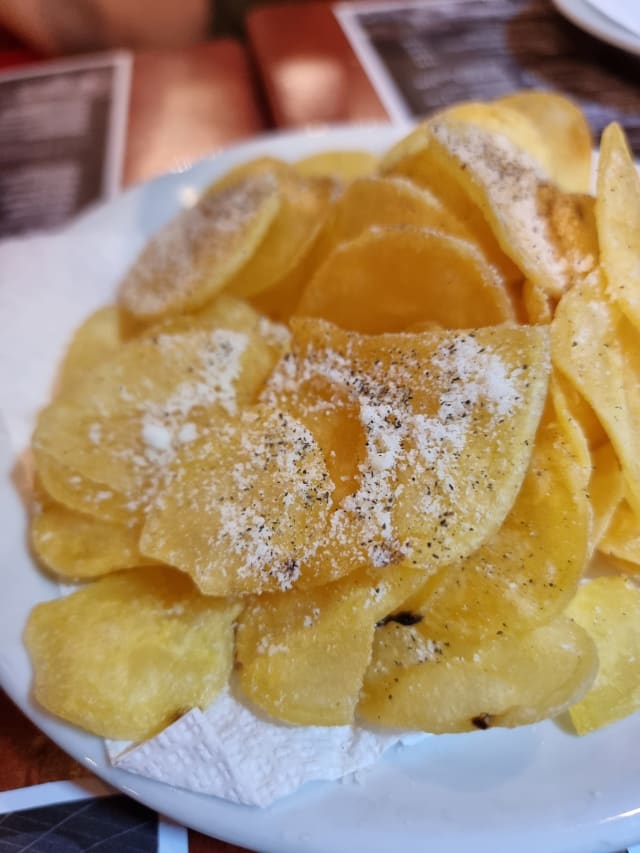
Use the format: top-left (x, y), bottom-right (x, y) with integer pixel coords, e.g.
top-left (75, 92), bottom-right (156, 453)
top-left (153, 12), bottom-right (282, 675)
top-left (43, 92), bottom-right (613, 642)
top-left (31, 500), bottom-right (151, 580)
top-left (295, 149), bottom-right (378, 180)
top-left (596, 122), bottom-right (640, 332)
top-left (119, 174), bottom-right (280, 321)
top-left (226, 168), bottom-right (334, 299)
top-left (380, 123), bottom-right (522, 289)
top-left (401, 416), bottom-right (590, 643)
top-left (57, 306), bottom-right (124, 394)
top-left (589, 442), bottom-right (625, 555)
top-left (25, 567), bottom-right (241, 740)
top-left (140, 407), bottom-right (333, 596)
top-left (319, 176), bottom-right (471, 250)
top-left (34, 449), bottom-right (136, 524)
top-left (496, 91), bottom-right (592, 193)
top-left (236, 561), bottom-right (426, 725)
top-left (550, 370), bottom-right (607, 451)
top-left (263, 319), bottom-right (550, 581)
top-left (295, 227), bottom-right (515, 333)
top-left (358, 616), bottom-right (597, 732)
top-left (521, 279), bottom-right (555, 325)
top-left (433, 100), bottom-right (553, 176)
top-left (599, 500), bottom-right (640, 567)
top-left (568, 576), bottom-right (640, 734)
top-left (33, 310), bottom-right (284, 516)
top-left (427, 116), bottom-right (597, 296)
top-left (206, 156), bottom-right (288, 191)
top-left (552, 272), bottom-right (640, 516)
top-left (549, 372), bottom-right (591, 492)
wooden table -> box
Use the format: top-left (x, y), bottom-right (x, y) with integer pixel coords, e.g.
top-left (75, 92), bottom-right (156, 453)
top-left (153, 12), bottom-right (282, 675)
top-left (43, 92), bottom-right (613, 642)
top-left (124, 39), bottom-right (269, 186)
top-left (247, 0), bottom-right (388, 127)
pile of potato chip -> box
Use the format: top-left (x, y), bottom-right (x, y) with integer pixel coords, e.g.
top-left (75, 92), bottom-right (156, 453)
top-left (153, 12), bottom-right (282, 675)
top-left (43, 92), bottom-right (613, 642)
top-left (25, 92), bottom-right (640, 745)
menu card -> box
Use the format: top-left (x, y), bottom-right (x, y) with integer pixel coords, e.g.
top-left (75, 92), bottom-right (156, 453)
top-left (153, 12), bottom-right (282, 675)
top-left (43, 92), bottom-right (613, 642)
top-left (0, 52), bottom-right (131, 239)
top-left (0, 779), bottom-right (188, 852)
top-left (335, 0), bottom-right (640, 152)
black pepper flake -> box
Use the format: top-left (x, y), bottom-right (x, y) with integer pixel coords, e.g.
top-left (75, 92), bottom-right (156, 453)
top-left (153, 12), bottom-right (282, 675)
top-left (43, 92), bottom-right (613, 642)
top-left (471, 713), bottom-right (493, 730)
top-left (377, 610), bottom-right (423, 628)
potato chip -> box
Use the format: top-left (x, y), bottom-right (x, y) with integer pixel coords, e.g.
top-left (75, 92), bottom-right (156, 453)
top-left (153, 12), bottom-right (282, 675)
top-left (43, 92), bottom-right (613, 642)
top-left (358, 616), bottom-right (597, 732)
top-left (31, 499), bottom-right (151, 580)
top-left (380, 123), bottom-right (522, 289)
top-left (263, 319), bottom-right (550, 581)
top-left (140, 408), bottom-right (333, 596)
top-left (550, 370), bottom-right (607, 452)
top-left (236, 562), bottom-right (426, 725)
top-left (599, 500), bottom-right (640, 567)
top-left (57, 306), bottom-right (124, 394)
top-left (432, 100), bottom-right (553, 175)
top-left (552, 272), bottom-right (640, 516)
top-left (521, 279), bottom-right (555, 325)
top-left (295, 149), bottom-right (378, 180)
top-left (34, 449), bottom-right (136, 524)
top-left (596, 122), bottom-right (640, 332)
top-left (226, 168), bottom-right (334, 299)
top-left (400, 416), bottom-right (590, 643)
top-left (119, 174), bottom-right (280, 321)
top-left (33, 308), bottom-right (284, 516)
top-left (589, 442), bottom-right (625, 555)
top-left (496, 91), bottom-right (592, 193)
top-left (295, 226), bottom-right (515, 333)
top-left (427, 116), bottom-right (597, 296)
top-left (568, 576), bottom-right (640, 734)
top-left (318, 176), bottom-right (471, 250)
top-left (24, 567), bottom-right (242, 740)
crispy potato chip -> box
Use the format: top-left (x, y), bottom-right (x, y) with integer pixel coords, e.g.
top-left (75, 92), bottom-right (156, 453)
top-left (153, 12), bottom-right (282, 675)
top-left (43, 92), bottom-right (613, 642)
top-left (599, 500), bottom-right (640, 567)
top-left (549, 373), bottom-right (591, 492)
top-left (226, 168), bottom-right (334, 299)
top-left (358, 616), bottom-right (596, 732)
top-left (319, 176), bottom-right (471, 250)
top-left (428, 116), bottom-right (597, 296)
top-left (263, 319), bottom-right (550, 580)
top-left (552, 272), bottom-right (640, 516)
top-left (295, 149), bottom-right (378, 180)
top-left (236, 562), bottom-right (426, 725)
top-left (31, 499), bottom-right (151, 580)
top-left (380, 124), bottom-right (522, 289)
top-left (522, 279), bottom-right (555, 325)
top-left (433, 100), bottom-right (553, 175)
top-left (596, 122), bottom-right (640, 331)
top-left (295, 227), bottom-right (515, 333)
top-left (33, 309), bottom-right (284, 516)
top-left (140, 408), bottom-right (333, 596)
top-left (401, 416), bottom-right (590, 643)
top-left (34, 450), bottom-right (136, 524)
top-left (57, 306), bottom-right (124, 394)
top-left (568, 576), bottom-right (640, 733)
top-left (496, 91), bottom-right (592, 193)
top-left (206, 156), bottom-right (288, 191)
top-left (119, 174), bottom-right (280, 321)
top-left (589, 442), bottom-right (625, 555)
top-left (550, 370), bottom-right (607, 451)
top-left (25, 567), bottom-right (241, 740)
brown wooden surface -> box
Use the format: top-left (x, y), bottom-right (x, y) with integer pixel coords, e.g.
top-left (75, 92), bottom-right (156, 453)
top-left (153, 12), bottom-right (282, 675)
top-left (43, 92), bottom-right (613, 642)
top-left (247, 1), bottom-right (388, 127)
top-left (124, 38), bottom-right (270, 187)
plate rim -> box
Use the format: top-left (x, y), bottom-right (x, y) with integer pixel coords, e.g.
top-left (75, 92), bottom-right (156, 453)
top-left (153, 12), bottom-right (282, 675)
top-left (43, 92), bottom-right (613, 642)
top-left (552, 0), bottom-right (640, 55)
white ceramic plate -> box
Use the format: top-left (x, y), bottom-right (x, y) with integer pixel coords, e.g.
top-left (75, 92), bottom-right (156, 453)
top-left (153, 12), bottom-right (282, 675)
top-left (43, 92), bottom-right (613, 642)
top-left (2, 125), bottom-right (640, 853)
top-left (552, 0), bottom-right (640, 55)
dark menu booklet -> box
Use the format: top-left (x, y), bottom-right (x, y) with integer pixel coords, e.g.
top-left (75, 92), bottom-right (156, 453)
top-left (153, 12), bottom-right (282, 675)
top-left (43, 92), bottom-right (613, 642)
top-left (335, 0), bottom-right (640, 153)
top-left (0, 52), bottom-right (131, 239)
